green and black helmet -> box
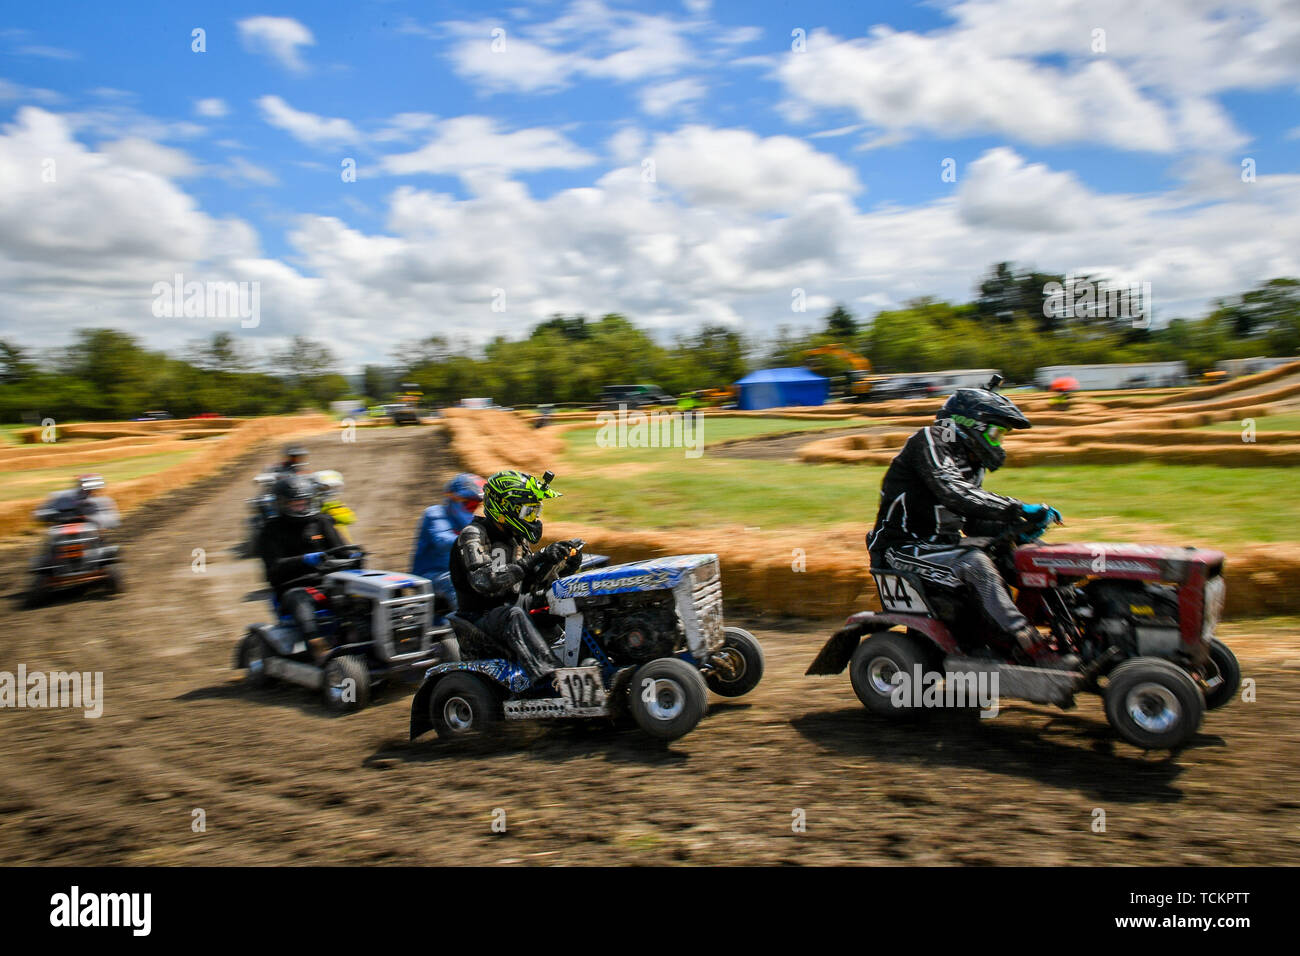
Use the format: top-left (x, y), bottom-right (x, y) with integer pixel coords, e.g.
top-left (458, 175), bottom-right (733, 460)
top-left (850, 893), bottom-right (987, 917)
top-left (937, 377), bottom-right (1031, 471)
top-left (482, 470), bottom-right (561, 543)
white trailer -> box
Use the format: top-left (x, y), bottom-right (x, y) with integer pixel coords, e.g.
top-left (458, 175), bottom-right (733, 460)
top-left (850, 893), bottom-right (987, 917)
top-left (922, 368), bottom-right (1003, 391)
top-left (1033, 362), bottom-right (1188, 390)
top-left (1214, 356), bottom-right (1300, 377)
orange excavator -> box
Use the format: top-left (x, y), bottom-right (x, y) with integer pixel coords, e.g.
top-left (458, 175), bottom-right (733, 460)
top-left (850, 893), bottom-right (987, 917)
top-left (803, 344), bottom-right (873, 399)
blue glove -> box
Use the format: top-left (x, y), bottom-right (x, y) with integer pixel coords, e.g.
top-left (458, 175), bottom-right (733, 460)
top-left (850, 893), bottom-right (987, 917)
top-left (1017, 504), bottom-right (1062, 543)
top-left (302, 551), bottom-right (325, 567)
top-left (1020, 503), bottom-right (1062, 526)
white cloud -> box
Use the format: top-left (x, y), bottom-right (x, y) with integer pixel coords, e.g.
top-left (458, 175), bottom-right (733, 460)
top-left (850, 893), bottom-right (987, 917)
top-left (0, 78), bottom-right (61, 104)
top-left (256, 95), bottom-right (359, 147)
top-left (638, 125), bottom-right (861, 212)
top-left (780, 28), bottom-right (1176, 152)
top-left (99, 137), bottom-right (199, 179)
top-left (0, 108), bottom-right (224, 283)
top-left (381, 116), bottom-right (596, 178)
top-left (194, 97), bottom-right (229, 118)
top-left (442, 0), bottom-right (702, 94)
top-left (958, 148), bottom-right (1096, 232)
top-left (443, 25), bottom-right (574, 93)
top-left (16, 45), bottom-right (78, 61)
top-left (639, 78), bottom-right (705, 116)
top-left (237, 16), bottom-right (315, 72)
top-left (223, 156), bottom-right (279, 186)
top-left (372, 112), bottom-right (441, 143)
top-left (2, 103), bottom-right (1298, 371)
top-left (778, 2), bottom-right (1300, 155)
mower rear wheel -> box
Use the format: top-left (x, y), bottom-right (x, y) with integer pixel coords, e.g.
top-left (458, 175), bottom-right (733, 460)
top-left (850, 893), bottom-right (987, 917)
top-left (849, 631), bottom-right (928, 718)
top-left (429, 673), bottom-right (501, 738)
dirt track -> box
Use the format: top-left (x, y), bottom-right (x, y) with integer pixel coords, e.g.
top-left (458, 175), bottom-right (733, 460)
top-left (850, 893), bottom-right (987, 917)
top-left (1, 426), bottom-right (1298, 865)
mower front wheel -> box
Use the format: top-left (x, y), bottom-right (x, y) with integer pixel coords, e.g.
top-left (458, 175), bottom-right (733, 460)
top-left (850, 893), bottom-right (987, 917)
top-left (705, 626), bottom-right (765, 697)
top-left (103, 565), bottom-right (124, 596)
top-left (322, 655), bottom-right (371, 713)
top-left (1104, 657), bottom-right (1204, 750)
top-left (629, 658), bottom-right (708, 741)
top-left (240, 631), bottom-right (273, 688)
top-left (1200, 638), bottom-right (1241, 711)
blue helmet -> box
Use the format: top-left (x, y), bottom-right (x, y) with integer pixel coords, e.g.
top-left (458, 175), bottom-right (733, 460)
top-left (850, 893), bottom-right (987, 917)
top-left (444, 473), bottom-right (485, 526)
top-left (445, 473), bottom-right (485, 501)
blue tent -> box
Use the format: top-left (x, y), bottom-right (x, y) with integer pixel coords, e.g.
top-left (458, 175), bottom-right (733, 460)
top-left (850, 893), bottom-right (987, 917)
top-left (734, 367), bottom-right (830, 410)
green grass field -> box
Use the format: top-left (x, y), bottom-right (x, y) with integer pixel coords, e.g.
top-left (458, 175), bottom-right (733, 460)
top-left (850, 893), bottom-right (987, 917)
top-left (0, 448), bottom-right (203, 502)
top-left (1200, 412), bottom-right (1300, 433)
top-left (554, 422), bottom-right (1291, 547)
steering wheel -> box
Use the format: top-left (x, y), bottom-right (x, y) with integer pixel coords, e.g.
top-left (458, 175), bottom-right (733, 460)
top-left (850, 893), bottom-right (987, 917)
top-left (278, 545), bottom-right (366, 588)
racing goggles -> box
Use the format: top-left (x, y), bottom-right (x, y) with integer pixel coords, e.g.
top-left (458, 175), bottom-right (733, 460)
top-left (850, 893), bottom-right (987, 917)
top-left (983, 424), bottom-right (1006, 446)
top-left (285, 496), bottom-right (313, 515)
top-left (518, 502), bottom-right (543, 522)
top-left (454, 494), bottom-right (483, 513)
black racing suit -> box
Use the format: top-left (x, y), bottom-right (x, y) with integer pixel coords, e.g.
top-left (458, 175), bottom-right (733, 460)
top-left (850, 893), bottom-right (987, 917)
top-left (866, 423), bottom-right (1030, 638)
top-left (258, 512), bottom-right (346, 642)
top-left (449, 516), bottom-right (581, 681)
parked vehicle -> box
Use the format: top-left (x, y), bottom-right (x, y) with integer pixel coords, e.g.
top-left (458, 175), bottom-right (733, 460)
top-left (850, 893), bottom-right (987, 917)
top-left (598, 384), bottom-right (675, 408)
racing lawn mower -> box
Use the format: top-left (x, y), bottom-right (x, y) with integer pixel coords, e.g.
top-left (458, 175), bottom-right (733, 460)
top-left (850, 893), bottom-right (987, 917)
top-left (233, 545), bottom-right (456, 713)
top-left (25, 520), bottom-right (123, 607)
top-left (807, 519), bottom-right (1239, 750)
top-left (409, 549), bottom-right (764, 743)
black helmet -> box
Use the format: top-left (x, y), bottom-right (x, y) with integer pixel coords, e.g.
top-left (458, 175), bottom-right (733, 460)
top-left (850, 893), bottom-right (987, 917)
top-left (282, 444), bottom-right (309, 471)
top-left (482, 470), bottom-right (560, 544)
top-left (273, 473), bottom-right (319, 519)
top-left (936, 376), bottom-right (1031, 471)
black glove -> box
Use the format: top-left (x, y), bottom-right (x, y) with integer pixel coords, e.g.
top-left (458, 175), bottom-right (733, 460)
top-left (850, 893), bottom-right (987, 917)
top-left (540, 541), bottom-right (574, 565)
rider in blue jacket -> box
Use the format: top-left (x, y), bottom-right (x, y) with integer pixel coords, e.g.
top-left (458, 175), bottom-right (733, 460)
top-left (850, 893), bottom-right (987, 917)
top-left (411, 473), bottom-right (485, 613)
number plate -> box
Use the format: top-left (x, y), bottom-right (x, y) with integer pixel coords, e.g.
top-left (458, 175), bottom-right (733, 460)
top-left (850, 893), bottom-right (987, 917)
top-left (873, 572), bottom-right (928, 613)
top-left (554, 666), bottom-right (607, 714)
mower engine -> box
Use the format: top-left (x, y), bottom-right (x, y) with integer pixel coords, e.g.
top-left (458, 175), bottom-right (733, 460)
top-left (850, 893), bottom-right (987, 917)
top-left (1086, 580), bottom-right (1184, 659)
top-left (323, 569), bottom-right (434, 663)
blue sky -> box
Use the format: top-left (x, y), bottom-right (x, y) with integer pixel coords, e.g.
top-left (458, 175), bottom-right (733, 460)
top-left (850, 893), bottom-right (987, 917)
top-left (2, 0), bottom-right (1299, 368)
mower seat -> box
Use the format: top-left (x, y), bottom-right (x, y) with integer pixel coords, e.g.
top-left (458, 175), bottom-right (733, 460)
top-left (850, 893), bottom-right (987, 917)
top-left (446, 613), bottom-right (496, 659)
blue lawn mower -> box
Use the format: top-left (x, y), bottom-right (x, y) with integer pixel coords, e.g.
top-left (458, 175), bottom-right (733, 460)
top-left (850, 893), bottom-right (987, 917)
top-left (409, 550), bottom-right (763, 742)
